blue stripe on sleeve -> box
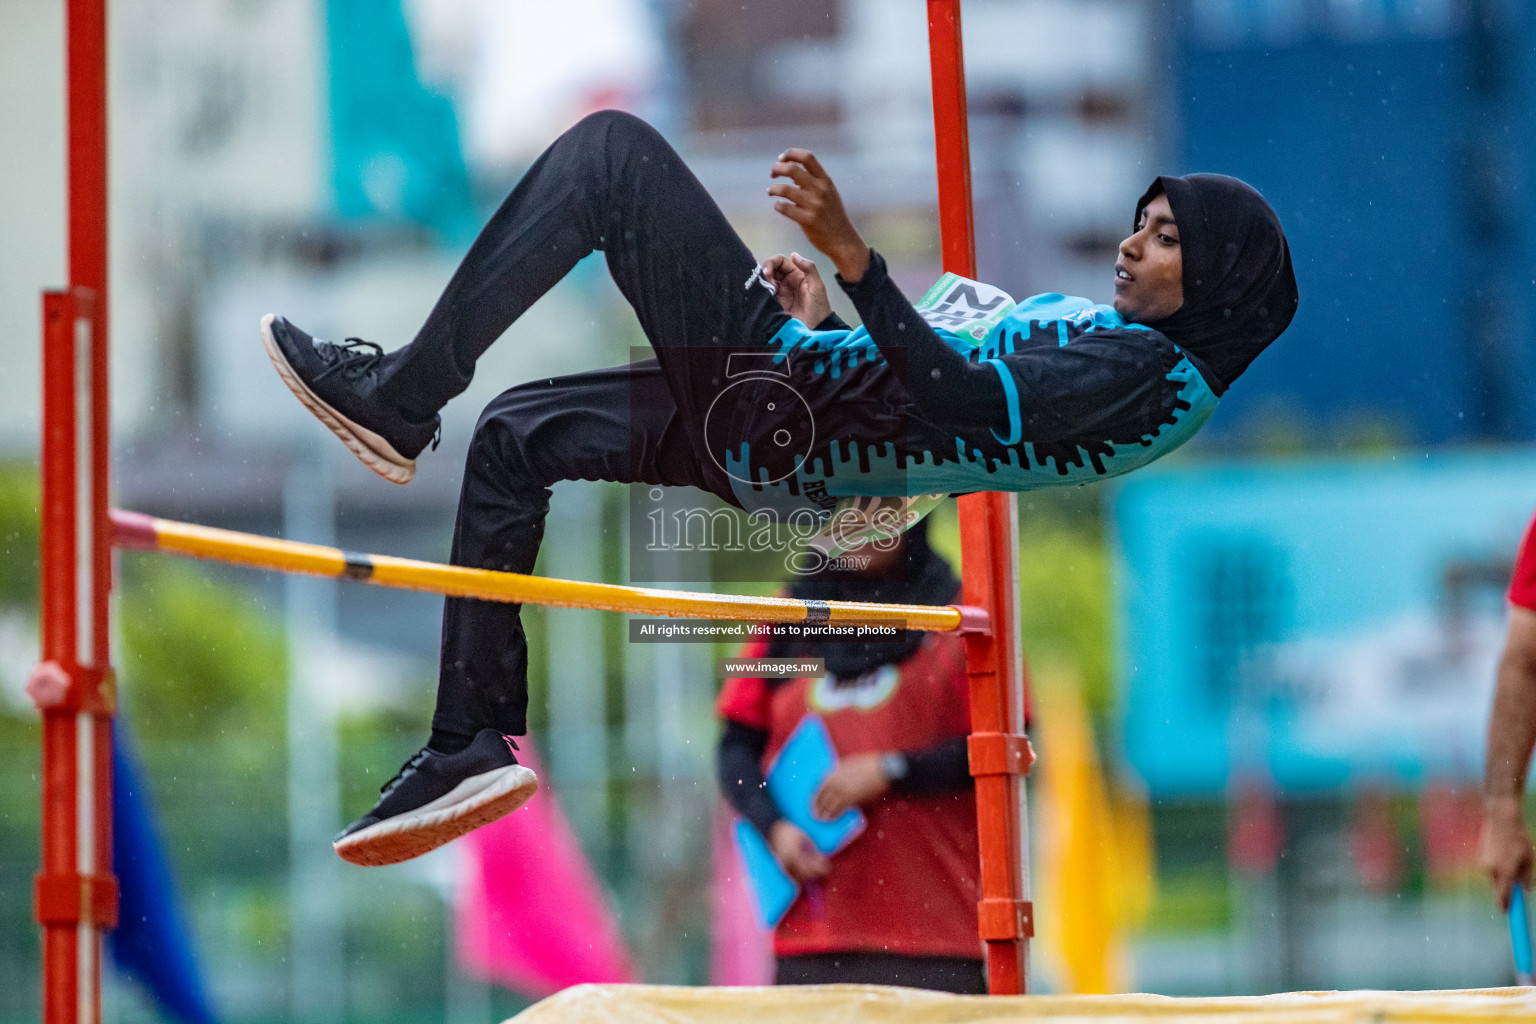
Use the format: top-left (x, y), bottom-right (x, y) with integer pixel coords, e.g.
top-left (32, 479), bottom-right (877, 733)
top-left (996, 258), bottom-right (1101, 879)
top-left (985, 358), bottom-right (1022, 446)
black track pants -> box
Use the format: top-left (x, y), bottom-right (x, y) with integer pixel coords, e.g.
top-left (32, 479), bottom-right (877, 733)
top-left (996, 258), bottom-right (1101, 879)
top-left (775, 953), bottom-right (987, 994)
top-left (379, 111), bottom-right (791, 738)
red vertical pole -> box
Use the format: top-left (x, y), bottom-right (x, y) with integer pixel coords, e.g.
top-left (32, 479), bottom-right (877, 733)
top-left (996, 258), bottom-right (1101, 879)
top-left (39, 1), bottom-right (116, 1023)
top-left (926, 0), bottom-right (1034, 995)
top-left (926, 0), bottom-right (976, 281)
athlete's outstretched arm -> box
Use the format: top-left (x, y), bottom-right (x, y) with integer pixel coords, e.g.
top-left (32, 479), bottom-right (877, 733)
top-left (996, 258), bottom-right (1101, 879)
top-left (770, 151), bottom-right (1007, 427)
top-left (1482, 605), bottom-right (1536, 909)
top-left (837, 250), bottom-right (1011, 429)
top-left (769, 149), bottom-right (1174, 442)
top-left (769, 149), bottom-right (872, 281)
top-left (844, 254), bottom-right (1182, 443)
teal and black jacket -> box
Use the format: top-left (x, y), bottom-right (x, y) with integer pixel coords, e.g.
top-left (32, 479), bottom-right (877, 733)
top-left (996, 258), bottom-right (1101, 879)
top-left (721, 249), bottom-right (1220, 519)
top-left (721, 171), bottom-right (1296, 521)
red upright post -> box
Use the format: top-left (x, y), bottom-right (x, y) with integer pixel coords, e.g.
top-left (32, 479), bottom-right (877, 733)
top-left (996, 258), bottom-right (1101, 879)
top-left (926, 0), bottom-right (1035, 994)
top-left (38, 2), bottom-right (117, 1023)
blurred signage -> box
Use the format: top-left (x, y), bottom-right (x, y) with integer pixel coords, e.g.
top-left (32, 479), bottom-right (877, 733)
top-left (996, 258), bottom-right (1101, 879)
top-left (1112, 452), bottom-right (1536, 795)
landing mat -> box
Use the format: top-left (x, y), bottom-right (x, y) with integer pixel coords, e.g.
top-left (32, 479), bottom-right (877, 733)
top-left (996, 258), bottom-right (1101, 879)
top-left (508, 984), bottom-right (1536, 1024)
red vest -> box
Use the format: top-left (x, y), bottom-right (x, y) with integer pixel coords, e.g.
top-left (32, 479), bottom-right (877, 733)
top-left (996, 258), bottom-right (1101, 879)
top-left (719, 634), bottom-right (982, 958)
top-left (1510, 508), bottom-right (1536, 610)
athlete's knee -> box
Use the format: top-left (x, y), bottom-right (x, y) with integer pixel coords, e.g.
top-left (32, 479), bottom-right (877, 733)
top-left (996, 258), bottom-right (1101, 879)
top-left (572, 108), bottom-right (658, 143)
top-left (471, 383), bottom-right (577, 487)
top-left (566, 109), bottom-right (671, 171)
top-left (467, 392), bottom-right (537, 480)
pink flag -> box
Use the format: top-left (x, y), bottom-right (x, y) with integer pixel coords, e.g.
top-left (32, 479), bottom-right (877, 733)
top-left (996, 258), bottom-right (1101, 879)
top-left (708, 804), bottom-right (774, 986)
top-left (454, 742), bottom-right (637, 998)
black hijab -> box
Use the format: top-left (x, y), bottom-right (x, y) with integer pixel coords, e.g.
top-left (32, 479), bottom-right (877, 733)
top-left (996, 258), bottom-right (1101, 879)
top-left (1135, 174), bottom-right (1298, 395)
top-left (766, 518), bottom-right (960, 680)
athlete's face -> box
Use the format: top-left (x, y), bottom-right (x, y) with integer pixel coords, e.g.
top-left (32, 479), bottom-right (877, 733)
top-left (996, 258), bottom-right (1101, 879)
top-left (1113, 193), bottom-right (1184, 324)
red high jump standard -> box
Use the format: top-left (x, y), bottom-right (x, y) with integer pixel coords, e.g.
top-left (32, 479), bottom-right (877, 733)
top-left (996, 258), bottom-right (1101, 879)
top-left (33, 3), bottom-right (1033, 1021)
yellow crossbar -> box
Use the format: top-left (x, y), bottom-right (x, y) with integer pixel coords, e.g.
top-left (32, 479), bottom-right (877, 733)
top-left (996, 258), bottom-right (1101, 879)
top-left (110, 511), bottom-right (983, 633)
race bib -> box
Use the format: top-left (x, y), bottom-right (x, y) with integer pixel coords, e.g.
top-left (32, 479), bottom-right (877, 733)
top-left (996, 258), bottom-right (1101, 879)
top-left (914, 273), bottom-right (1017, 346)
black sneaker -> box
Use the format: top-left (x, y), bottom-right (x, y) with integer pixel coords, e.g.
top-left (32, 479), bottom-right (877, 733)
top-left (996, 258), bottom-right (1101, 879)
top-left (333, 729), bottom-right (538, 866)
top-left (260, 314), bottom-right (440, 484)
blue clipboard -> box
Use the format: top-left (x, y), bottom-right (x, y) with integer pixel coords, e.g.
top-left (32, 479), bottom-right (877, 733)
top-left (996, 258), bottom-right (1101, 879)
top-left (731, 716), bottom-right (867, 928)
top-left (766, 716), bottom-right (866, 854)
top-left (732, 820), bottom-right (799, 930)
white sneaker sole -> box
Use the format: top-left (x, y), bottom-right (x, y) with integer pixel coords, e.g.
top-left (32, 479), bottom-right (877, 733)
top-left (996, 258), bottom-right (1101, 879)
top-left (260, 313), bottom-right (417, 485)
top-left (333, 763), bottom-right (539, 867)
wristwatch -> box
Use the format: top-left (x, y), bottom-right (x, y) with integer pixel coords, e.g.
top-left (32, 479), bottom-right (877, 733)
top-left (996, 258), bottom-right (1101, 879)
top-left (879, 751), bottom-right (909, 785)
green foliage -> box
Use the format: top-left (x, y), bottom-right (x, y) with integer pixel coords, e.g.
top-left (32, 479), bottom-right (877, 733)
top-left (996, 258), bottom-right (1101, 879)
top-left (1013, 489), bottom-right (1112, 710)
top-left (1145, 866), bottom-right (1233, 933)
top-left (921, 494), bottom-right (1115, 710)
top-left (338, 699), bottom-right (437, 823)
top-left (116, 554), bottom-right (287, 749)
top-left (0, 715), bottom-right (41, 1021)
top-left (0, 463), bottom-right (40, 608)
top-left (343, 885), bottom-right (449, 1013)
top-left (1017, 524), bottom-right (1113, 710)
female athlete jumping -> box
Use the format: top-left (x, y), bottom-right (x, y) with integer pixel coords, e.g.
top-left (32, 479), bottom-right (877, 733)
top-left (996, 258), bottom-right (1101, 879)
top-left (261, 110), bottom-right (1297, 866)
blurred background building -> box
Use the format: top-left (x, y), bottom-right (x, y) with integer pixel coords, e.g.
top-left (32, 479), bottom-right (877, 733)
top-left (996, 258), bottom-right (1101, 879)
top-left (1, 0), bottom-right (1534, 1020)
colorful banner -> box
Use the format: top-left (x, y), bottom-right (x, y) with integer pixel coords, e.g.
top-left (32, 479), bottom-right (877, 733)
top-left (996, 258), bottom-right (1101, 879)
top-left (454, 742), bottom-right (636, 998)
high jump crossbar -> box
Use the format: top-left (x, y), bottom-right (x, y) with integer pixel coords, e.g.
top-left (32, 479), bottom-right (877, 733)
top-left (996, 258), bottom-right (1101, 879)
top-left (109, 510), bottom-right (988, 633)
top-left (40, 1), bottom-right (1031, 1019)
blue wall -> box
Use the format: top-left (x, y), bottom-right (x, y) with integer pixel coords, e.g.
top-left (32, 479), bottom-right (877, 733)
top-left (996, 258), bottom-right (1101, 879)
top-left (1173, 0), bottom-right (1536, 445)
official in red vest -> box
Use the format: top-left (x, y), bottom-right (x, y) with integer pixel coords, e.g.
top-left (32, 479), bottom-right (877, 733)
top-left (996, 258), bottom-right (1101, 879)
top-left (716, 520), bottom-right (983, 992)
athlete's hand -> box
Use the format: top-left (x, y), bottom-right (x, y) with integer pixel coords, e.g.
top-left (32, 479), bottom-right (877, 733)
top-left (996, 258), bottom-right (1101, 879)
top-left (769, 149), bottom-right (871, 282)
top-left (769, 820), bottom-right (831, 882)
top-left (1480, 795), bottom-right (1535, 910)
top-left (761, 252), bottom-right (833, 326)
top-left (813, 752), bottom-right (891, 820)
